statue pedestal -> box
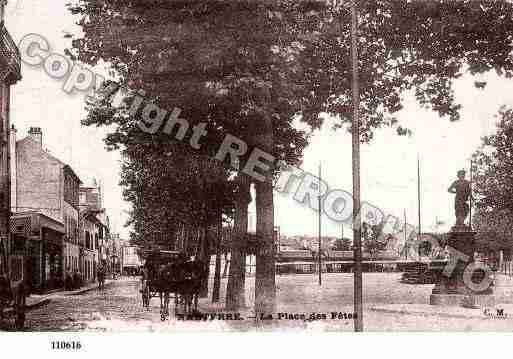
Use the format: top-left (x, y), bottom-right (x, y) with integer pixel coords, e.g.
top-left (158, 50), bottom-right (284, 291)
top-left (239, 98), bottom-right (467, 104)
top-left (430, 226), bottom-right (495, 307)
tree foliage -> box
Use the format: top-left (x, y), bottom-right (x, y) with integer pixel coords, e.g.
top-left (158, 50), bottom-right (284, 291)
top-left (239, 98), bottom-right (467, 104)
top-left (68, 0), bottom-right (513, 242)
top-left (298, 0), bottom-right (513, 140)
top-left (473, 107), bottom-right (513, 251)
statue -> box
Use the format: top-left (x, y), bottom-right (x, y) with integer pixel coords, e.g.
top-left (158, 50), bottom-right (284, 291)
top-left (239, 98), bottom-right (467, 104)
top-left (448, 169), bottom-right (471, 226)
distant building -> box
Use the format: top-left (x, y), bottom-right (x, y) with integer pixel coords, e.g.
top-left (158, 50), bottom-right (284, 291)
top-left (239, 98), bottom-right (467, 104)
top-left (248, 211), bottom-right (256, 233)
top-left (109, 233), bottom-right (122, 274)
top-left (78, 208), bottom-right (101, 283)
top-left (121, 245), bottom-right (142, 275)
top-left (79, 182), bottom-right (110, 277)
top-left (278, 236), bottom-right (302, 251)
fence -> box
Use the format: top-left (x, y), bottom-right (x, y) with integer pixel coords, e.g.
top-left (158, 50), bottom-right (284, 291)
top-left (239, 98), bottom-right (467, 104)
top-left (209, 255), bottom-right (257, 277)
top-left (209, 255), bottom-right (401, 277)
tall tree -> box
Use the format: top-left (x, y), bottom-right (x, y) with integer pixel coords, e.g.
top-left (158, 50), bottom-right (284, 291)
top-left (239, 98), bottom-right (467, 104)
top-left (473, 107), bottom-right (513, 252)
top-left (69, 0), bottom-right (313, 313)
top-left (225, 173), bottom-right (251, 309)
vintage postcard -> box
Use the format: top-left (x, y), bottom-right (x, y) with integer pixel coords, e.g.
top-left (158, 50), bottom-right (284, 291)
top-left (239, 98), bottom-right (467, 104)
top-left (2, 0), bottom-right (513, 344)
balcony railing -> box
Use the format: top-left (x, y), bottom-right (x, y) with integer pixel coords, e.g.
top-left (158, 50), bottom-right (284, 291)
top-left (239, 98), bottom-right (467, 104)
top-left (0, 21), bottom-right (21, 84)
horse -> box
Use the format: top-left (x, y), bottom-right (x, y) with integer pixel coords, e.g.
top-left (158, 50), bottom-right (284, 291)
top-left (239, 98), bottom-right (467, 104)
top-left (176, 259), bottom-right (207, 314)
top-left (155, 262), bottom-right (181, 320)
top-left (145, 256), bottom-right (208, 320)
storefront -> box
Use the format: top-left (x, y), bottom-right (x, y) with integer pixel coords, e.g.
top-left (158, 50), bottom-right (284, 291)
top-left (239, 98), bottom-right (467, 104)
top-left (11, 212), bottom-right (64, 293)
top-left (42, 227), bottom-right (64, 290)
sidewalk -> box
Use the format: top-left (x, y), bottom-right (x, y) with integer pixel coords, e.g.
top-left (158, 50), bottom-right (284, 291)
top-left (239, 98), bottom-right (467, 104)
top-left (2, 280), bottom-right (114, 315)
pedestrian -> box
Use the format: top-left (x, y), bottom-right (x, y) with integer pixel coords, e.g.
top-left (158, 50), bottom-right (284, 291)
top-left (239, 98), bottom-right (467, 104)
top-left (97, 263), bottom-right (105, 291)
top-left (64, 267), bottom-right (73, 291)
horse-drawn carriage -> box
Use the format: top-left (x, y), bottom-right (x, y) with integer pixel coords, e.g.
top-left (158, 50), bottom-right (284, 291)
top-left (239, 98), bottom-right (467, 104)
top-left (140, 250), bottom-right (207, 321)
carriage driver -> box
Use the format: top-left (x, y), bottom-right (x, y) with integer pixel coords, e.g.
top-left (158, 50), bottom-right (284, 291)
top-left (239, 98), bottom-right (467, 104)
top-left (140, 263), bottom-right (150, 293)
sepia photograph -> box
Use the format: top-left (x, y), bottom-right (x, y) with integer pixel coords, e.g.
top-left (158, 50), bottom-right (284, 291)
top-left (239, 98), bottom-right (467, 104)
top-left (2, 1), bottom-right (513, 348)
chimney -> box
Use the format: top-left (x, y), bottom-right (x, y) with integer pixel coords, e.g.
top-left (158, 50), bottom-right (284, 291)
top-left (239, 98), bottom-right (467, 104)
top-left (0, 0), bottom-right (6, 23)
top-left (28, 127), bottom-right (42, 146)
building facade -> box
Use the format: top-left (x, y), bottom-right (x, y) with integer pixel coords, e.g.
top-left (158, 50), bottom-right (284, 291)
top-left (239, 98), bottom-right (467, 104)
top-left (79, 209), bottom-right (100, 283)
top-left (121, 245), bottom-right (142, 275)
top-left (0, 0), bottom-right (22, 285)
top-left (109, 233), bottom-right (122, 275)
top-left (79, 182), bottom-right (109, 278)
top-left (11, 128), bottom-right (82, 292)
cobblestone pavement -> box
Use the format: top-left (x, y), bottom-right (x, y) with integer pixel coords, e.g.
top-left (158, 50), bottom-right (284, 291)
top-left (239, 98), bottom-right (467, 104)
top-left (22, 279), bottom-right (157, 331)
top-left (6, 274), bottom-right (513, 331)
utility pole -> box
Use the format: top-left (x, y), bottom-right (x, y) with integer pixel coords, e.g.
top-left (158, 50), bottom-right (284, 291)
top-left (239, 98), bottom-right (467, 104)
top-left (318, 163), bottom-right (322, 286)
top-left (417, 155), bottom-right (422, 258)
top-left (469, 159), bottom-right (473, 229)
top-left (350, 1), bottom-right (363, 332)
top-left (404, 209), bottom-right (407, 260)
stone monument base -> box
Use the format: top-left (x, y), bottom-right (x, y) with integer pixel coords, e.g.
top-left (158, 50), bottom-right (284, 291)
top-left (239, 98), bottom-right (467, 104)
top-left (429, 226), bottom-right (494, 308)
top-left (430, 293), bottom-right (495, 307)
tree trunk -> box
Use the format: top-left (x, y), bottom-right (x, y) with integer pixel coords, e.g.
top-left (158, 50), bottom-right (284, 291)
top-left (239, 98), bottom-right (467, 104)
top-left (225, 173), bottom-right (250, 310)
top-left (222, 251), bottom-right (229, 278)
top-left (255, 177), bottom-right (275, 314)
top-left (198, 227), bottom-right (210, 298)
top-left (212, 209), bottom-right (222, 302)
top-left (254, 111), bottom-right (276, 315)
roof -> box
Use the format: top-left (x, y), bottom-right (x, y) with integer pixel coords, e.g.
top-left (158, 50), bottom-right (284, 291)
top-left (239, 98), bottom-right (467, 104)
top-left (11, 211), bottom-right (65, 234)
top-left (80, 208), bottom-right (105, 223)
top-left (278, 250), bottom-right (313, 260)
top-left (326, 250), bottom-right (353, 259)
top-left (63, 164), bottom-right (83, 185)
top-left (279, 237), bottom-right (301, 247)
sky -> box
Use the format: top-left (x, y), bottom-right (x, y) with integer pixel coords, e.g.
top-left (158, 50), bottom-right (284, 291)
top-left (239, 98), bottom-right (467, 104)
top-left (6, 0), bottom-right (130, 238)
top-left (272, 73), bottom-right (512, 238)
top-left (6, 1), bottom-right (513, 240)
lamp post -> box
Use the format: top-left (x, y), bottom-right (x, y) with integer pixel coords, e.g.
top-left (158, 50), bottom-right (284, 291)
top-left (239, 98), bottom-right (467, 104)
top-left (469, 159), bottom-right (473, 229)
top-left (318, 163), bottom-right (322, 286)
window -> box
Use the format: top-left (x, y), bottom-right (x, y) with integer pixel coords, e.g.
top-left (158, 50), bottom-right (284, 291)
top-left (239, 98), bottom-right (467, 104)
top-left (64, 172), bottom-right (79, 208)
